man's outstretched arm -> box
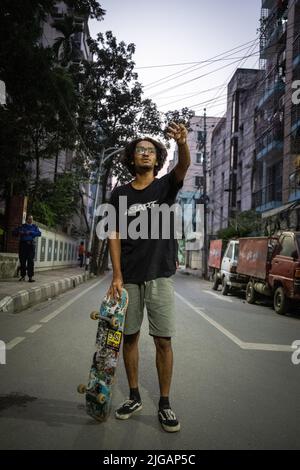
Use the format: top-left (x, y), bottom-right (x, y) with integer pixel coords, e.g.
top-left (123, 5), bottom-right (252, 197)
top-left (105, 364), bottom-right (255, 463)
top-left (166, 122), bottom-right (190, 182)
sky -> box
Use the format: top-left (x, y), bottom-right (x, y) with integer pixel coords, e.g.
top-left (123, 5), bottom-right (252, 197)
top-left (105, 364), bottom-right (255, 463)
top-left (89, 0), bottom-right (262, 119)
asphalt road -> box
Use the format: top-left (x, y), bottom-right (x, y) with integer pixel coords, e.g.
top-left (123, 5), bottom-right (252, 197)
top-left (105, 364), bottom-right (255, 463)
top-left (0, 272), bottom-right (300, 450)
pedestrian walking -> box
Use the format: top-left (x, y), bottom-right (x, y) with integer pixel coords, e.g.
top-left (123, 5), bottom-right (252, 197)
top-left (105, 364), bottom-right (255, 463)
top-left (78, 241), bottom-right (85, 268)
top-left (13, 215), bottom-right (41, 282)
top-left (108, 122), bottom-right (190, 432)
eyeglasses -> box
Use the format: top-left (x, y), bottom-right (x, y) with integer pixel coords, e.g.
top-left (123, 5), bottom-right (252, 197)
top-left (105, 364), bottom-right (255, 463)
top-left (135, 146), bottom-right (156, 155)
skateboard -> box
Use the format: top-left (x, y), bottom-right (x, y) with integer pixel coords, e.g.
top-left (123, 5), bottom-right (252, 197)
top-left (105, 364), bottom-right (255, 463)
top-left (77, 288), bottom-right (129, 422)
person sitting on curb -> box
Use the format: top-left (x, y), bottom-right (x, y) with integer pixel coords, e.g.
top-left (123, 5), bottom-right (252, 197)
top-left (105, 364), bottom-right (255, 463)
top-left (13, 215), bottom-right (41, 283)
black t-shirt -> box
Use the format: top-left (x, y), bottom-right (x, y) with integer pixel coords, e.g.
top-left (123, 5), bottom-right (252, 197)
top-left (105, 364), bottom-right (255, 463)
top-left (109, 170), bottom-right (183, 284)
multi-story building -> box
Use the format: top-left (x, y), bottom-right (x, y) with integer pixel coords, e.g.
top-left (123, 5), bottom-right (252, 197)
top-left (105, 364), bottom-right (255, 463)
top-left (210, 68), bottom-right (264, 235)
top-left (254, 0), bottom-right (300, 230)
top-left (168, 113), bottom-right (220, 269)
top-left (40, 2), bottom-right (94, 237)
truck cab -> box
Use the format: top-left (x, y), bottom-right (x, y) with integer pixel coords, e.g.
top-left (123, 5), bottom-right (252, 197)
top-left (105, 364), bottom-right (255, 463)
top-left (220, 240), bottom-right (247, 295)
top-left (268, 232), bottom-right (300, 314)
top-left (209, 239), bottom-right (248, 295)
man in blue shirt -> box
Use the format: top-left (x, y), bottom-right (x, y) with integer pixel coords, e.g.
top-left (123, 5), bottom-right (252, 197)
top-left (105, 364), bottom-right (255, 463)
top-left (14, 215), bottom-right (41, 282)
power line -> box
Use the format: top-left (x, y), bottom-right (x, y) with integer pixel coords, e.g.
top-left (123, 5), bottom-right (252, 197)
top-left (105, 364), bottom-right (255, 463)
top-left (148, 51), bottom-right (261, 100)
top-left (147, 17), bottom-right (300, 104)
top-left (143, 41), bottom-right (259, 90)
top-left (135, 39), bottom-right (259, 69)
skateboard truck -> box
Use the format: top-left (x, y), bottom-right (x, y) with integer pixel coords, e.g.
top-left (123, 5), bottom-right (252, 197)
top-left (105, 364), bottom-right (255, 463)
top-left (77, 384), bottom-right (107, 404)
top-left (90, 311), bottom-right (119, 330)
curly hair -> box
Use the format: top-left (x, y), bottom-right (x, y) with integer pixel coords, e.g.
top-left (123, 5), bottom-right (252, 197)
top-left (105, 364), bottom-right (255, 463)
top-left (122, 137), bottom-right (168, 176)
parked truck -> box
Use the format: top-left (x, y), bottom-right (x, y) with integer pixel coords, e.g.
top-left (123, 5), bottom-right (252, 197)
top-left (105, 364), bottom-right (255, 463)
top-left (208, 239), bottom-right (248, 296)
top-left (237, 232), bottom-right (300, 315)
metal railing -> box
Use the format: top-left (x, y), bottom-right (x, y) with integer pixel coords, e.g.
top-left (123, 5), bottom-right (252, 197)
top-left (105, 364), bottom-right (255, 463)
top-left (253, 183), bottom-right (282, 208)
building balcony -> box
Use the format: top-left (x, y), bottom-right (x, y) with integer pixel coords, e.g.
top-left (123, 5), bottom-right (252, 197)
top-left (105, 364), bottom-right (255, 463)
top-left (291, 104), bottom-right (300, 134)
top-left (256, 121), bottom-right (284, 160)
top-left (257, 79), bottom-right (285, 109)
top-left (260, 2), bottom-right (288, 59)
top-left (293, 34), bottom-right (300, 69)
top-left (253, 183), bottom-right (282, 212)
top-left (262, 0), bottom-right (275, 9)
top-left (289, 169), bottom-right (300, 202)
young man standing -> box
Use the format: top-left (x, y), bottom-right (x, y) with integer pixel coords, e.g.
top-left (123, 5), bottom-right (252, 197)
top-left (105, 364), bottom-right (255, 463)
top-left (108, 123), bottom-right (190, 432)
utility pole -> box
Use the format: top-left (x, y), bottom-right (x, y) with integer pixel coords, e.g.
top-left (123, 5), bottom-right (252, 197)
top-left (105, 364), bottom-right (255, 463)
top-left (202, 108), bottom-right (208, 280)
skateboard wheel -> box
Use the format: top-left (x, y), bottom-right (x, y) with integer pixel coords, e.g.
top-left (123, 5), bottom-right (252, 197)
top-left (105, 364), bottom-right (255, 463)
top-left (110, 317), bottom-right (119, 329)
top-left (90, 311), bottom-right (99, 321)
top-left (77, 384), bottom-right (87, 394)
top-left (97, 393), bottom-right (106, 404)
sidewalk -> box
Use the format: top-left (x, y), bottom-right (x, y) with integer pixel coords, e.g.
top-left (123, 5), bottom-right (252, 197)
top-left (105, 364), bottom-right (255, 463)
top-left (178, 266), bottom-right (202, 278)
top-left (0, 267), bottom-right (98, 314)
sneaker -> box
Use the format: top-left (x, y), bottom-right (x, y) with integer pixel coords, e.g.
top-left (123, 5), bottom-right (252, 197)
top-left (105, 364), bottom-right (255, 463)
top-left (19, 277), bottom-right (25, 282)
top-left (158, 408), bottom-right (181, 433)
top-left (28, 278), bottom-right (35, 283)
top-left (115, 399), bottom-right (142, 420)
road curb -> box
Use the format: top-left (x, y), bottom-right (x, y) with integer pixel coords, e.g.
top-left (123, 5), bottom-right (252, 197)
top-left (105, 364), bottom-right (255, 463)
top-left (0, 271), bottom-right (95, 314)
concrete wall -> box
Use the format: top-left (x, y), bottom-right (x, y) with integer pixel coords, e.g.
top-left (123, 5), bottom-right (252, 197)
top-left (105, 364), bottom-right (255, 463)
top-left (34, 223), bottom-right (82, 271)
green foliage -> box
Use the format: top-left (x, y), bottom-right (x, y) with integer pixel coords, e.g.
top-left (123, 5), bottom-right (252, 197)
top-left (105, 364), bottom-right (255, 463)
top-left (217, 210), bottom-right (262, 243)
top-left (29, 174), bottom-right (80, 227)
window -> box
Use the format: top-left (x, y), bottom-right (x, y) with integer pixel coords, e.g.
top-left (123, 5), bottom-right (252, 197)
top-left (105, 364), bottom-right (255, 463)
top-left (40, 238), bottom-right (46, 262)
top-left (225, 243), bottom-right (233, 259)
top-left (54, 241), bottom-right (58, 261)
top-left (234, 243), bottom-right (239, 261)
top-left (59, 242), bottom-right (63, 261)
top-left (195, 176), bottom-right (204, 188)
top-left (279, 236), bottom-right (298, 258)
top-left (47, 239), bottom-right (53, 262)
top-left (197, 131), bottom-right (204, 144)
top-left (196, 153), bottom-right (203, 164)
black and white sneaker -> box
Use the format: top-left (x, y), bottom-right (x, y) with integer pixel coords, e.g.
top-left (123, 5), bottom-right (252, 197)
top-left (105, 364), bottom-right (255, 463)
top-left (115, 399), bottom-right (142, 420)
top-left (158, 408), bottom-right (181, 433)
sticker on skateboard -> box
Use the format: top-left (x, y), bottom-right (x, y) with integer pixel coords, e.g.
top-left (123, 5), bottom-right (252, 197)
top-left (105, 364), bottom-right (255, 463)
top-left (77, 288), bottom-right (128, 422)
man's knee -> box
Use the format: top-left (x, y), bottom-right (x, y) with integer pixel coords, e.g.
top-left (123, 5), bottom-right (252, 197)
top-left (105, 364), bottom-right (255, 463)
top-left (153, 336), bottom-right (172, 353)
top-left (123, 331), bottom-right (140, 348)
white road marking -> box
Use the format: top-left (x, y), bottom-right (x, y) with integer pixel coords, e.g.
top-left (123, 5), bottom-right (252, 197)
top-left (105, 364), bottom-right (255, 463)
top-left (25, 324), bottom-right (43, 334)
top-left (5, 276), bottom-right (111, 353)
top-left (175, 291), bottom-right (296, 353)
top-left (40, 275), bottom-right (110, 324)
top-left (203, 290), bottom-right (233, 302)
top-left (6, 337), bottom-right (26, 350)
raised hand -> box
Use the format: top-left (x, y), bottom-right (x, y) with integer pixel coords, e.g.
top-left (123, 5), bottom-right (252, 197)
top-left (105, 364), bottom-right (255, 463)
top-left (166, 122), bottom-right (188, 145)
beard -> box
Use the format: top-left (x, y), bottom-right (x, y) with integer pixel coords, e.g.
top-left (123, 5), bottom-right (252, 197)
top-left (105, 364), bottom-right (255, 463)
top-left (135, 162), bottom-right (155, 175)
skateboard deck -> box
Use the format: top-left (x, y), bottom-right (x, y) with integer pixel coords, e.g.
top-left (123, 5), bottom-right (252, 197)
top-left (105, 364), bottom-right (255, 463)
top-left (77, 288), bottom-right (128, 422)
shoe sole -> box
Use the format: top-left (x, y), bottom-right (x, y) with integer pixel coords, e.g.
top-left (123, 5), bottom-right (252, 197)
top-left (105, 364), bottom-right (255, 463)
top-left (160, 422), bottom-right (181, 433)
top-left (115, 404), bottom-right (142, 420)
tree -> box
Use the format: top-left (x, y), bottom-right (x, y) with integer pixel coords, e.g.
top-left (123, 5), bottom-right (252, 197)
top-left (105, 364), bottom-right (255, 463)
top-left (217, 209), bottom-right (262, 243)
top-left (0, 0), bottom-right (105, 225)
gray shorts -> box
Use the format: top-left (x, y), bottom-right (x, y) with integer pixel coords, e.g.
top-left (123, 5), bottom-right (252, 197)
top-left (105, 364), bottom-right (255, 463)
top-left (123, 277), bottom-right (175, 338)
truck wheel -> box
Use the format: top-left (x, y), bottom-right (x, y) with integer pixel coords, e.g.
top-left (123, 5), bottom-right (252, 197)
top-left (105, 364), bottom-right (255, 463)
top-left (212, 273), bottom-right (219, 291)
top-left (246, 281), bottom-right (257, 305)
top-left (221, 278), bottom-right (230, 296)
top-left (274, 287), bottom-right (289, 315)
